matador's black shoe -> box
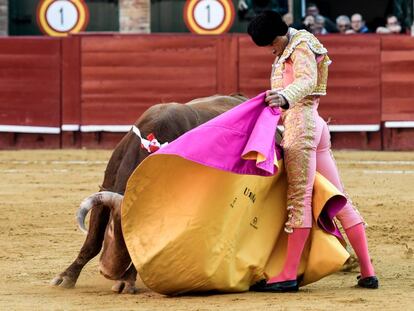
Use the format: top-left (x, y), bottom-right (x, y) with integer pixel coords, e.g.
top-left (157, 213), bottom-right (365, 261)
top-left (357, 275), bottom-right (379, 289)
top-left (249, 279), bottom-right (299, 292)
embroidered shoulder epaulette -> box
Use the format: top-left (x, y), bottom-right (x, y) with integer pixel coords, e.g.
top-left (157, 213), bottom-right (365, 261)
top-left (279, 29), bottom-right (331, 96)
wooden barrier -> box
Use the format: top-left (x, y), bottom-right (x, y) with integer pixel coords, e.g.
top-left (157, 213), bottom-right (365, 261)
top-left (381, 36), bottom-right (414, 150)
top-left (0, 37), bottom-right (61, 149)
top-left (61, 36), bottom-right (81, 148)
top-left (78, 34), bottom-right (236, 147)
top-left (318, 35), bottom-right (382, 149)
top-left (0, 34), bottom-right (413, 150)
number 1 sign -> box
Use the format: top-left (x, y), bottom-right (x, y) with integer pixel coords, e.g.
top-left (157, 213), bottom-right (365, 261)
top-left (37, 0), bottom-right (89, 37)
top-left (184, 0), bottom-right (235, 35)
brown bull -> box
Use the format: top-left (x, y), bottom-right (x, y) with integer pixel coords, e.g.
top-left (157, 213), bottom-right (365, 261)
top-left (51, 94), bottom-right (249, 294)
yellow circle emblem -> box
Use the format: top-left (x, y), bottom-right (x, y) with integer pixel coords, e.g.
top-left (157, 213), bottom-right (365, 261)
top-left (37, 0), bottom-right (89, 37)
top-left (184, 0), bottom-right (235, 35)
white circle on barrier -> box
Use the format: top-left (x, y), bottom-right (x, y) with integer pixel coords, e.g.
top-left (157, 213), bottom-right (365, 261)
top-left (46, 0), bottom-right (79, 32)
top-left (193, 0), bottom-right (225, 30)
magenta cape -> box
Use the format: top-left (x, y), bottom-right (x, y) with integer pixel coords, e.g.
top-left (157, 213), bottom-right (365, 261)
top-left (153, 92), bottom-right (344, 237)
top-left (156, 92), bottom-right (282, 176)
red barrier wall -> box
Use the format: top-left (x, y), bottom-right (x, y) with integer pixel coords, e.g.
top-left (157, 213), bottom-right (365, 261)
top-left (77, 34), bottom-right (240, 148)
top-left (381, 36), bottom-right (414, 150)
top-left (319, 36), bottom-right (382, 149)
top-left (381, 36), bottom-right (414, 121)
top-left (319, 36), bottom-right (381, 125)
top-left (61, 36), bottom-right (81, 148)
top-left (0, 34), bottom-right (413, 150)
top-left (0, 38), bottom-right (61, 148)
top-left (81, 34), bottom-right (222, 125)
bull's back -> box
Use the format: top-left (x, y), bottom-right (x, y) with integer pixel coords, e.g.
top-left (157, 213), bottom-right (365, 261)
top-left (102, 94), bottom-right (248, 193)
top-left (186, 94), bottom-right (247, 123)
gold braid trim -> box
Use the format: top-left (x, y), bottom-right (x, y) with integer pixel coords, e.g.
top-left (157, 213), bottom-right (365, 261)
top-left (277, 29), bottom-right (331, 100)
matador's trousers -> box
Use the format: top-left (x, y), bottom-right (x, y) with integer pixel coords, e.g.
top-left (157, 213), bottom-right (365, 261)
top-left (281, 97), bottom-right (364, 232)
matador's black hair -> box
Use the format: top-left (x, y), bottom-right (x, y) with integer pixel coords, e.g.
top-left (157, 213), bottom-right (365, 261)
top-left (247, 10), bottom-right (288, 47)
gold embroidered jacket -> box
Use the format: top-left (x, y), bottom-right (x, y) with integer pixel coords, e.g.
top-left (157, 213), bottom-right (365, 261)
top-left (271, 28), bottom-right (331, 106)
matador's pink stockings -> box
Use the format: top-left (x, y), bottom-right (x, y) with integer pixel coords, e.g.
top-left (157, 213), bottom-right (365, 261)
top-left (345, 223), bottom-right (375, 278)
top-left (267, 228), bottom-right (311, 284)
top-left (267, 224), bottom-right (375, 283)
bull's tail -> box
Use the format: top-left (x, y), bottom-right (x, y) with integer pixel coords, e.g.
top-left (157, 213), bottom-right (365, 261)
top-left (77, 191), bottom-right (124, 234)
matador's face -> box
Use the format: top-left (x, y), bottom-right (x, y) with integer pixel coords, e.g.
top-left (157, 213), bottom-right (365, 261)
top-left (269, 35), bottom-right (289, 57)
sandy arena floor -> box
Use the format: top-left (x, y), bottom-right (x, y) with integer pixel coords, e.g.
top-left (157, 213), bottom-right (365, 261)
top-left (0, 150), bottom-right (413, 310)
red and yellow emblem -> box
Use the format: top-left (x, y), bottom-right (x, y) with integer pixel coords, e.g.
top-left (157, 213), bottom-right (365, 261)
top-left (184, 0), bottom-right (235, 35)
top-left (37, 0), bottom-right (89, 37)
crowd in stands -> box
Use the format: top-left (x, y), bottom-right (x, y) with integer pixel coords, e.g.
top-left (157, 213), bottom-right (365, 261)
top-left (283, 3), bottom-right (406, 35)
top-left (238, 1), bottom-right (412, 35)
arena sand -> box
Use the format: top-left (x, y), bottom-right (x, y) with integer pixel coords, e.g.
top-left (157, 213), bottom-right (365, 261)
top-left (0, 150), bottom-right (413, 310)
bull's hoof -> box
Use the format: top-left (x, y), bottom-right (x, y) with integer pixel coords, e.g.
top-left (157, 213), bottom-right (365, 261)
top-left (111, 281), bottom-right (124, 293)
top-left (111, 281), bottom-right (137, 294)
top-left (50, 275), bottom-right (76, 289)
top-left (123, 283), bottom-right (138, 294)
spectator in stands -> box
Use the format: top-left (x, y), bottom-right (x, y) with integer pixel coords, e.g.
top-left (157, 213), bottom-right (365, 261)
top-left (301, 15), bottom-right (315, 33)
top-left (347, 13), bottom-right (370, 33)
top-left (300, 15), bottom-right (328, 35)
top-left (336, 15), bottom-right (351, 34)
top-left (305, 2), bottom-right (337, 33)
top-left (376, 15), bottom-right (402, 34)
top-left (313, 15), bottom-right (328, 35)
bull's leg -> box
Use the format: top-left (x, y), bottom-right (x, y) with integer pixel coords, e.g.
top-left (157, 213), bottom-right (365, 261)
top-left (51, 205), bottom-right (110, 288)
top-left (111, 265), bottom-right (138, 294)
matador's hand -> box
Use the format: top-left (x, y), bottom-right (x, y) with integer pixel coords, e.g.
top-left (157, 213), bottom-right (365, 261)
top-left (265, 90), bottom-right (288, 108)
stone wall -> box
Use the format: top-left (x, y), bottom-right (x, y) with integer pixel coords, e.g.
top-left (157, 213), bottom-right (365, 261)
top-left (119, 0), bottom-right (150, 33)
top-left (0, 0), bottom-right (7, 36)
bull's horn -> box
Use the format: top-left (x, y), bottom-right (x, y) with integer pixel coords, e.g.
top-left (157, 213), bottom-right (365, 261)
top-left (76, 191), bottom-right (124, 234)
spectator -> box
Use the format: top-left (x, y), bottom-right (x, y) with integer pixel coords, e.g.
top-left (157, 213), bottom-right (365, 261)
top-left (376, 15), bottom-right (402, 34)
top-left (305, 2), bottom-right (337, 33)
top-left (313, 15), bottom-right (328, 35)
top-left (336, 15), bottom-right (351, 34)
top-left (302, 15), bottom-right (315, 32)
top-left (347, 13), bottom-right (370, 33)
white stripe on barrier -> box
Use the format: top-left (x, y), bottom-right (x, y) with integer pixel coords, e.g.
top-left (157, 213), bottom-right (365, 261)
top-left (384, 121), bottom-right (414, 128)
top-left (61, 124), bottom-right (80, 131)
top-left (0, 124), bottom-right (381, 134)
top-left (0, 125), bottom-right (61, 134)
top-left (274, 125), bottom-right (381, 132)
top-left (328, 124), bottom-right (380, 132)
top-left (80, 125), bottom-right (132, 132)
top-left (80, 124), bottom-right (380, 133)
